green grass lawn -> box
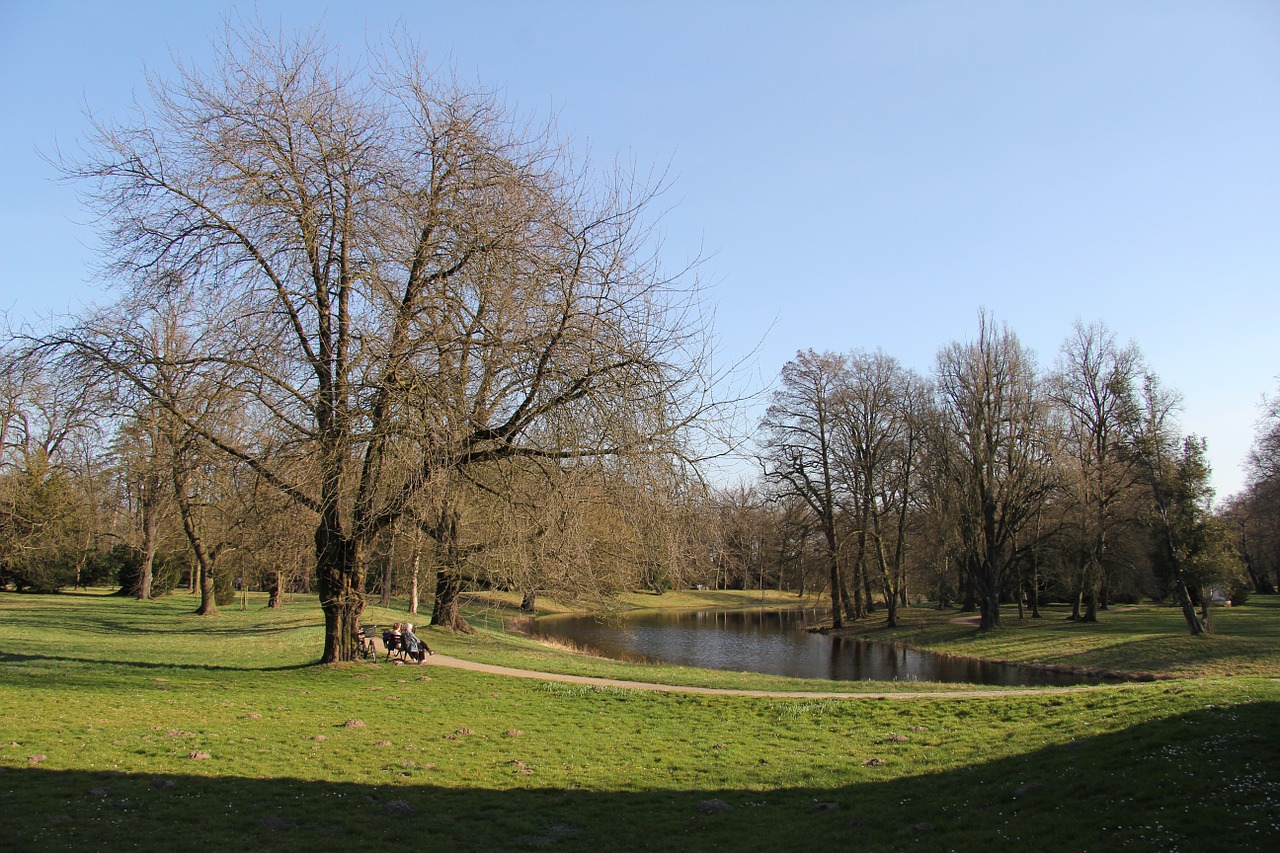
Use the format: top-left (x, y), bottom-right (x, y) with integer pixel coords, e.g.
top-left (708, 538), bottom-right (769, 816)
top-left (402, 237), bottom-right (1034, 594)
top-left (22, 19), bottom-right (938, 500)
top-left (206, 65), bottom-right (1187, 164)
top-left (836, 597), bottom-right (1280, 679)
top-left (2, 589), bottom-right (1278, 851)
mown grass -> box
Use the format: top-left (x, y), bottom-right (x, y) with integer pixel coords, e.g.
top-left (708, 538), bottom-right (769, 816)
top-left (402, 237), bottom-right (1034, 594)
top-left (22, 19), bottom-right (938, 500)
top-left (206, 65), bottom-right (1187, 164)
top-left (1, 589), bottom-right (1278, 851)
top-left (838, 597), bottom-right (1280, 679)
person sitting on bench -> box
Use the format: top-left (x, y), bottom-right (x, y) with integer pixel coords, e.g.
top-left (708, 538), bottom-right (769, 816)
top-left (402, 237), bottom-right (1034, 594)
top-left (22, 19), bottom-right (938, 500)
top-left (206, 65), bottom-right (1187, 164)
top-left (402, 623), bottom-right (433, 662)
top-left (382, 623), bottom-right (404, 661)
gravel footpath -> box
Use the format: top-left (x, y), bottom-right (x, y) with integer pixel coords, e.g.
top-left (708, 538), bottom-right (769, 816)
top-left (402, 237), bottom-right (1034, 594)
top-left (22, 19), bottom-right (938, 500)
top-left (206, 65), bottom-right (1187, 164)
top-left (419, 653), bottom-right (1095, 699)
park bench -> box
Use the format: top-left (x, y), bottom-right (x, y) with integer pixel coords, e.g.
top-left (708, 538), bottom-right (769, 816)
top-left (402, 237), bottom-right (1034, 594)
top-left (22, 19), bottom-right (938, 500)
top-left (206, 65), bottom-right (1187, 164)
top-left (380, 628), bottom-right (410, 662)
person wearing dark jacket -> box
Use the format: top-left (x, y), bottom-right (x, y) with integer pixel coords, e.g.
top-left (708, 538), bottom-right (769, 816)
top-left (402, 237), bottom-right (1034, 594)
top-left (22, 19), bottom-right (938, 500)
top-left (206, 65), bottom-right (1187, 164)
top-left (401, 623), bottom-right (433, 662)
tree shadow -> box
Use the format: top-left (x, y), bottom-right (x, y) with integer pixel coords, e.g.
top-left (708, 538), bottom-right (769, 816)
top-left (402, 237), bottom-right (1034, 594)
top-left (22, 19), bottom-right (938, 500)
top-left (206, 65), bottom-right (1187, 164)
top-left (0, 652), bottom-right (314, 673)
top-left (3, 701), bottom-right (1275, 851)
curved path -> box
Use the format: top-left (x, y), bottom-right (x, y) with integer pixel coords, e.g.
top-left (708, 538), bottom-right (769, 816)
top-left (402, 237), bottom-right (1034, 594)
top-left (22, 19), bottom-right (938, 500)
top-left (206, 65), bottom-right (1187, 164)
top-left (419, 653), bottom-right (1102, 700)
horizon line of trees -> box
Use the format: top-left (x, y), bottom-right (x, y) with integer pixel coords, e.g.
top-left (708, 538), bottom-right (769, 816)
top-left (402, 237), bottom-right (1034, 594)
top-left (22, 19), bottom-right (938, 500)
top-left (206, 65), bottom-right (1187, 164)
top-left (5, 305), bottom-right (1274, 632)
top-left (750, 313), bottom-right (1271, 637)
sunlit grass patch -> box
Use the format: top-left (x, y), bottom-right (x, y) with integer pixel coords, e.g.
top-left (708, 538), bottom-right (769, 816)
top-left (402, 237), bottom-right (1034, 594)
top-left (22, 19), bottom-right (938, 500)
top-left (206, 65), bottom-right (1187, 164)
top-left (858, 598), bottom-right (1280, 678)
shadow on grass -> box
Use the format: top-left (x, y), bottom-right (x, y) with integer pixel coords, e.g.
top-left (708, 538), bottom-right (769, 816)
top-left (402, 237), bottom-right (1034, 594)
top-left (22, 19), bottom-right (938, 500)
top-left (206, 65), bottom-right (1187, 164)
top-left (0, 593), bottom-right (317, 638)
top-left (0, 652), bottom-right (315, 674)
top-left (3, 702), bottom-right (1276, 852)
top-left (1043, 632), bottom-right (1280, 672)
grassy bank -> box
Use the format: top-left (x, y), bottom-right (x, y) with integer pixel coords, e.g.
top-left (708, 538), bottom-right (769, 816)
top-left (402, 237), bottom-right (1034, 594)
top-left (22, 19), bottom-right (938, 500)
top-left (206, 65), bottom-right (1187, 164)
top-left (830, 597), bottom-right (1280, 679)
top-left (1, 590), bottom-right (1277, 851)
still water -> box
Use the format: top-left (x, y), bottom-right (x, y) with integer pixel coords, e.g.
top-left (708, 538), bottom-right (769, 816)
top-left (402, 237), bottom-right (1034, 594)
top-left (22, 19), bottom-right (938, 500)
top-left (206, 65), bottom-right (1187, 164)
top-left (531, 608), bottom-right (1108, 687)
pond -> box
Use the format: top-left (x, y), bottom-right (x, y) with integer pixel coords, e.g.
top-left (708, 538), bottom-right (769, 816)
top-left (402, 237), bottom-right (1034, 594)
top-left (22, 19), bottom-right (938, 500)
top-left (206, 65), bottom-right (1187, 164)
top-left (530, 607), bottom-right (1111, 687)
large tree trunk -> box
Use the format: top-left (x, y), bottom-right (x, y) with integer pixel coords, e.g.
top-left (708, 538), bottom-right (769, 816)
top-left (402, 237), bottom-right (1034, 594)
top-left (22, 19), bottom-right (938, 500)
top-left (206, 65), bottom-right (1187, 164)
top-left (136, 474), bottom-right (161, 600)
top-left (317, 524), bottom-right (365, 663)
top-left (431, 569), bottom-right (473, 633)
top-left (821, 512), bottom-right (844, 630)
top-left (1082, 573), bottom-right (1099, 623)
top-left (196, 563), bottom-right (218, 616)
top-left (960, 560), bottom-right (977, 613)
top-left (882, 577), bottom-right (898, 627)
top-left (174, 468), bottom-right (218, 616)
top-left (979, 590), bottom-right (1001, 631)
top-left (849, 518), bottom-right (869, 620)
top-left (379, 520), bottom-right (396, 607)
top-left (841, 561), bottom-right (860, 622)
top-left (977, 540), bottom-right (1003, 631)
top-left (429, 507), bottom-right (473, 633)
top-left (1080, 525), bottom-right (1102, 621)
top-left (870, 509), bottom-right (898, 628)
top-left (861, 562), bottom-right (876, 615)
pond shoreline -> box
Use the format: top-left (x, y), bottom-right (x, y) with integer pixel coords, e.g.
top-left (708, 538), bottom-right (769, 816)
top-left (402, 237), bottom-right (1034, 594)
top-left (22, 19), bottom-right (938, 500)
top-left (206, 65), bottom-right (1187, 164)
top-left (817, 614), bottom-right (1160, 683)
top-left (525, 605), bottom-right (1114, 687)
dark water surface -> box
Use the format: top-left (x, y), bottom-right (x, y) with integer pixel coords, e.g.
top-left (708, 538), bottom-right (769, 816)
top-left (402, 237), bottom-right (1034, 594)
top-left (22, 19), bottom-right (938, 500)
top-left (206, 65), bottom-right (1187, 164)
top-left (531, 608), bottom-right (1109, 687)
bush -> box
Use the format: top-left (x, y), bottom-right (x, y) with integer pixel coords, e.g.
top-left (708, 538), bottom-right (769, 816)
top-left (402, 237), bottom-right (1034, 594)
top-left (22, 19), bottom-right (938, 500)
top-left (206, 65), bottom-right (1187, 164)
top-left (213, 568), bottom-right (237, 607)
top-left (0, 558), bottom-right (76, 593)
top-left (1228, 580), bottom-right (1251, 607)
top-left (115, 551), bottom-right (182, 598)
top-left (85, 545), bottom-right (136, 589)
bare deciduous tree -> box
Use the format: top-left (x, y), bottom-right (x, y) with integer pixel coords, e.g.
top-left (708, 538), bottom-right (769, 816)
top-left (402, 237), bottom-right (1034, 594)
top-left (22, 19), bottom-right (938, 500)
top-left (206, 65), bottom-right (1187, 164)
top-left (760, 350), bottom-right (851, 628)
top-left (934, 312), bottom-right (1057, 631)
top-left (1050, 320), bottom-right (1144, 622)
top-left (834, 350), bottom-right (929, 628)
top-left (50, 22), bottom-right (715, 660)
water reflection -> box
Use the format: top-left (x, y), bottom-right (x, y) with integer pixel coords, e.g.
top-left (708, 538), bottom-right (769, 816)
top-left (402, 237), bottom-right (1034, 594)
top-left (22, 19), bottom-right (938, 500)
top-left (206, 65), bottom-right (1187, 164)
top-left (531, 607), bottom-right (1108, 687)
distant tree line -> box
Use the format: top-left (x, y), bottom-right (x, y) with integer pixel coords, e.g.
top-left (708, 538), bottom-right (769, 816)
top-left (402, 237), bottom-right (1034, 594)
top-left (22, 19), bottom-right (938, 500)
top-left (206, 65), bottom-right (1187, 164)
top-left (4, 302), bottom-right (1272, 645)
top-left (728, 313), bottom-right (1266, 635)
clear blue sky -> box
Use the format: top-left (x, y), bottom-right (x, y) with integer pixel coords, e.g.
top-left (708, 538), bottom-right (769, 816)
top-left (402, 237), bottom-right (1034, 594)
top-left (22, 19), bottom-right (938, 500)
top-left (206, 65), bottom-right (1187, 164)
top-left (3, 1), bottom-right (1277, 498)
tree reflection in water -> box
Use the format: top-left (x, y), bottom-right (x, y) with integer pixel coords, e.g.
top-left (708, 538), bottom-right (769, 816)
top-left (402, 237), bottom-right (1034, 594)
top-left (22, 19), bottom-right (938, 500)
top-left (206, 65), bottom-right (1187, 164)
top-left (532, 608), bottom-right (1111, 687)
